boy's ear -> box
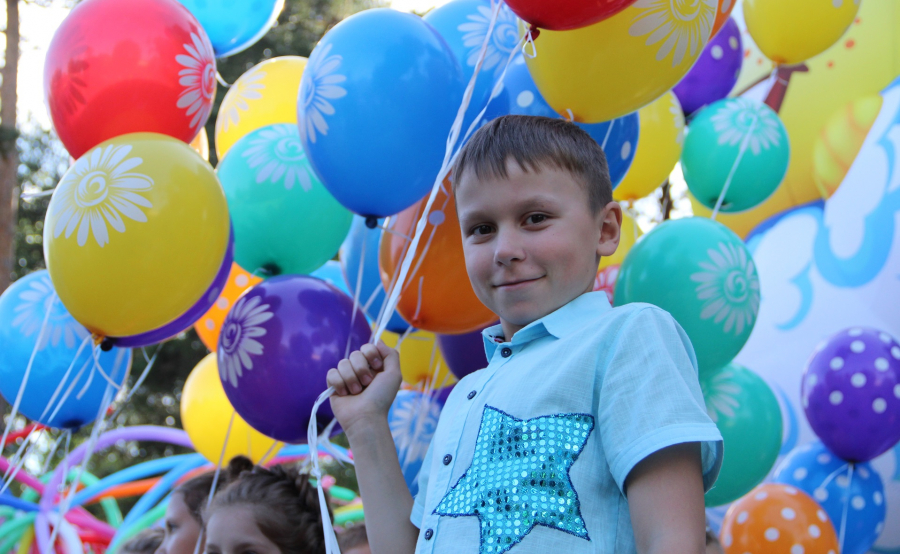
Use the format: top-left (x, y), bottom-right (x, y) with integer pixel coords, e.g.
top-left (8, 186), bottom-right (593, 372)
top-left (597, 201), bottom-right (622, 258)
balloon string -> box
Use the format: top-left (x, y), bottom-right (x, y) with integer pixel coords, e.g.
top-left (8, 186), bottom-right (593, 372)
top-left (307, 389), bottom-right (342, 554)
top-left (0, 294), bottom-right (57, 455)
top-left (123, 345), bottom-right (161, 405)
top-left (345, 235), bottom-right (367, 359)
top-left (0, 426), bottom-right (43, 495)
top-left (710, 111), bottom-right (760, 220)
top-left (215, 71), bottom-right (232, 88)
top-left (838, 462), bottom-right (853, 553)
top-left (38, 335), bottom-right (91, 423)
top-left (191, 411), bottom-right (235, 554)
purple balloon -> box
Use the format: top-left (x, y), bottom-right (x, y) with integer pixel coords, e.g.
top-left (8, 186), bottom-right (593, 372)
top-left (673, 17), bottom-right (743, 116)
top-left (109, 229), bottom-right (235, 348)
top-left (218, 275), bottom-right (371, 443)
top-left (802, 327), bottom-right (900, 462)
top-left (437, 323), bottom-right (495, 379)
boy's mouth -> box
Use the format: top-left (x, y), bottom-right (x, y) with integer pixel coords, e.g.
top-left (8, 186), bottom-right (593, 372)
top-left (494, 276), bottom-right (544, 290)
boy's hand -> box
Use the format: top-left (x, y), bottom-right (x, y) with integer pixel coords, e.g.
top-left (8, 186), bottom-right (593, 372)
top-left (327, 341), bottom-right (402, 433)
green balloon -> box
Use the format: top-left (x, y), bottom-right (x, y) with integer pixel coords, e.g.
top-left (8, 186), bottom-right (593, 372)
top-left (701, 363), bottom-right (783, 507)
top-left (614, 217), bottom-right (759, 375)
top-left (218, 124), bottom-right (352, 276)
top-left (682, 98), bottom-right (789, 213)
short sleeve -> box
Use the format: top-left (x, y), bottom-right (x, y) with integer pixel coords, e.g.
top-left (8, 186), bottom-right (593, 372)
top-left (410, 436), bottom-right (434, 528)
top-left (598, 306), bottom-right (723, 495)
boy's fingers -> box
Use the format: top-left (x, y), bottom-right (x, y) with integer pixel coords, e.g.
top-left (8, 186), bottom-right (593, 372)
top-left (336, 359), bottom-right (363, 395)
top-left (375, 341), bottom-right (401, 376)
top-left (326, 367), bottom-right (348, 396)
top-left (349, 351), bottom-right (375, 386)
top-left (360, 344), bottom-right (383, 371)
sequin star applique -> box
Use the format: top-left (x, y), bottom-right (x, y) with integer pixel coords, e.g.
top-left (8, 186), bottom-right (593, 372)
top-left (433, 406), bottom-right (594, 554)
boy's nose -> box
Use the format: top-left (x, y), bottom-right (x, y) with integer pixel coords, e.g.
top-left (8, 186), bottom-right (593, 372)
top-left (493, 228), bottom-right (525, 266)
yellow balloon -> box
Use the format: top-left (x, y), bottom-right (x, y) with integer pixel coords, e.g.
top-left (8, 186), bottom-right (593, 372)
top-left (602, 212), bottom-right (642, 270)
top-left (182, 353), bottom-right (282, 465)
top-left (812, 94), bottom-right (882, 198)
top-left (708, 0), bottom-right (900, 238)
top-left (381, 329), bottom-right (457, 388)
top-left (743, 0), bottom-right (860, 65)
top-left (614, 92), bottom-right (684, 202)
top-left (525, 0), bottom-right (720, 123)
top-left (190, 128), bottom-right (209, 161)
top-left (44, 133), bottom-right (230, 337)
top-left (215, 56), bottom-right (308, 159)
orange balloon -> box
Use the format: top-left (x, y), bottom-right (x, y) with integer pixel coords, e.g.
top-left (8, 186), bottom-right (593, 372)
top-left (194, 263), bottom-right (262, 351)
top-left (190, 128), bottom-right (209, 161)
top-left (379, 180), bottom-right (497, 334)
top-left (721, 484), bottom-right (839, 554)
top-left (711, 0), bottom-right (737, 38)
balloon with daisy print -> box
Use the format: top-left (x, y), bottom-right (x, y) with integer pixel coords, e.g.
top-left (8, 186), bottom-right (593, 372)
top-left (43, 133), bottom-right (231, 339)
top-left (215, 56), bottom-right (308, 159)
top-left (44, 0), bottom-right (216, 159)
top-left (297, 9), bottom-right (466, 218)
top-left (423, 0), bottom-right (519, 140)
top-left (614, 217), bottom-right (760, 376)
top-left (0, 271), bottom-right (132, 430)
top-left (700, 363), bottom-right (782, 507)
top-left (524, 0), bottom-right (727, 123)
top-left (682, 98), bottom-right (790, 213)
top-left (218, 275), bottom-right (371, 443)
top-left (217, 124), bottom-right (352, 276)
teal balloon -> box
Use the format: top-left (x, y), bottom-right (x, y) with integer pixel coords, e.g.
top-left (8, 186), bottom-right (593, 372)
top-left (682, 98), bottom-right (789, 213)
top-left (614, 217), bottom-right (760, 375)
top-left (218, 124), bottom-right (352, 276)
top-left (701, 363), bottom-right (782, 507)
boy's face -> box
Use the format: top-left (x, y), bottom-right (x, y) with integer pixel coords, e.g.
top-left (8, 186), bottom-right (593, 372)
top-left (456, 160), bottom-right (621, 339)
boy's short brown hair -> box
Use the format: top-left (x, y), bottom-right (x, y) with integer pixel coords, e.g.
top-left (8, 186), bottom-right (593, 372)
top-left (450, 115), bottom-right (613, 212)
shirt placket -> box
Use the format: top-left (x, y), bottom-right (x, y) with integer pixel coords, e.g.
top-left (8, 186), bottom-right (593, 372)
top-left (417, 340), bottom-right (520, 553)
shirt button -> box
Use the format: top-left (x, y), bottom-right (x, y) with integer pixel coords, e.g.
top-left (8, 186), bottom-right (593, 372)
top-left (501, 347), bottom-right (512, 358)
top-left (443, 454), bottom-right (452, 465)
top-left (424, 529), bottom-right (434, 540)
top-left (467, 390), bottom-right (476, 400)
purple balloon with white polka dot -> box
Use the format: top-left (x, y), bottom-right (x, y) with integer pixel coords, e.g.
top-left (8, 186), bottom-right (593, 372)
top-left (672, 17), bottom-right (743, 116)
top-left (801, 327), bottom-right (900, 462)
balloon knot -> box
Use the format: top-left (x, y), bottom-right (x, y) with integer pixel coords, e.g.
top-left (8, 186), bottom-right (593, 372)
top-left (99, 337), bottom-right (114, 352)
top-left (528, 24), bottom-right (540, 41)
top-left (364, 216), bottom-right (379, 229)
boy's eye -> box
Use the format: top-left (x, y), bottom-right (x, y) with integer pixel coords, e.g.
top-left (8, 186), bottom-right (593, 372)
top-left (525, 214), bottom-right (547, 225)
top-left (472, 224), bottom-right (493, 236)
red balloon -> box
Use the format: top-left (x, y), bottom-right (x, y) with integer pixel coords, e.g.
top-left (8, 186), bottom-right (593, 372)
top-left (506, 0), bottom-right (638, 31)
top-left (44, 0), bottom-right (216, 158)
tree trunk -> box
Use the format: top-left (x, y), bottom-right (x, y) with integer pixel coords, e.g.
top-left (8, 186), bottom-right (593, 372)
top-left (0, 0), bottom-right (20, 297)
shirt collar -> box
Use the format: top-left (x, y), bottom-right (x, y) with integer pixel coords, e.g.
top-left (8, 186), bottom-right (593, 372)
top-left (482, 291), bottom-right (612, 359)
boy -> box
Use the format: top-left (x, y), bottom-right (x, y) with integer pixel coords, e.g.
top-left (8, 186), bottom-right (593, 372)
top-left (327, 116), bottom-right (723, 554)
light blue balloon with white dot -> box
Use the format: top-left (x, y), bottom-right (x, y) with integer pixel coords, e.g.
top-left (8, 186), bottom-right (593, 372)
top-left (773, 441), bottom-right (886, 554)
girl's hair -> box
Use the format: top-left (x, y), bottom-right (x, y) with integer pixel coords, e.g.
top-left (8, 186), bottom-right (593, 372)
top-left (173, 470), bottom-right (231, 524)
top-left (204, 456), bottom-right (333, 554)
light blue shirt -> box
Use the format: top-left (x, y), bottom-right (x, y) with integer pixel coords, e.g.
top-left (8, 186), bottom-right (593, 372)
top-left (410, 292), bottom-right (723, 554)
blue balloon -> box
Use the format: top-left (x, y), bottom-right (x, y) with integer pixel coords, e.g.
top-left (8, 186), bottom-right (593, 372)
top-left (0, 271), bottom-right (131, 430)
top-left (489, 56), bottom-right (639, 186)
top-left (298, 9), bottom-right (466, 217)
top-left (311, 260), bottom-right (350, 297)
top-left (388, 389), bottom-right (442, 496)
top-left (339, 216), bottom-right (410, 334)
top-left (175, 0), bottom-right (284, 58)
top-left (773, 441), bottom-right (886, 554)
top-left (424, 0), bottom-right (518, 139)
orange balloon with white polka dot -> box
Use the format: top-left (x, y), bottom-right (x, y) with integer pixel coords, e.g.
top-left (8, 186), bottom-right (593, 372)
top-left (720, 483), bottom-right (839, 554)
top-left (194, 263), bottom-right (262, 351)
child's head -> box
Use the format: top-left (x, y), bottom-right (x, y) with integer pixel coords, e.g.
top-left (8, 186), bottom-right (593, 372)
top-left (122, 528), bottom-right (164, 554)
top-left (203, 456), bottom-right (333, 554)
top-left (452, 115), bottom-right (622, 336)
top-left (337, 524), bottom-right (370, 554)
top-left (157, 470), bottom-right (229, 554)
